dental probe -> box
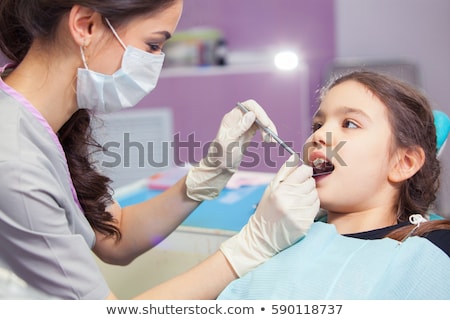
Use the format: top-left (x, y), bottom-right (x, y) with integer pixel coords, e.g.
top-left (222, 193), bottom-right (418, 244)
top-left (236, 102), bottom-right (296, 155)
top-left (236, 102), bottom-right (333, 177)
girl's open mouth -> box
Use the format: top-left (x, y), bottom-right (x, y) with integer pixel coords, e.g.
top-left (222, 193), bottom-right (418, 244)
top-left (312, 158), bottom-right (335, 176)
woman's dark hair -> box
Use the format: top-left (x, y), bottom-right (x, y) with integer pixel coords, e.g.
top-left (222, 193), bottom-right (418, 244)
top-left (321, 71), bottom-right (450, 241)
top-left (0, 0), bottom-right (176, 240)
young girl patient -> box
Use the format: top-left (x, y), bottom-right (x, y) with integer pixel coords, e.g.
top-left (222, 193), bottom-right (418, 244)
top-left (218, 71), bottom-right (450, 299)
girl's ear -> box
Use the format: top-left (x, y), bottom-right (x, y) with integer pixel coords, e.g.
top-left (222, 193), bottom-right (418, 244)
top-left (67, 5), bottom-right (99, 47)
top-left (388, 146), bottom-right (425, 183)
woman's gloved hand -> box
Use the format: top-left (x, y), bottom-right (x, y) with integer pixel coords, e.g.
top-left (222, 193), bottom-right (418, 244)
top-left (220, 154), bottom-right (320, 277)
top-left (186, 99), bottom-right (277, 201)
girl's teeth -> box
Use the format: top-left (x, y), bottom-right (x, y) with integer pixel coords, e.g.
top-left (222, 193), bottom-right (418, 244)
top-left (312, 158), bottom-right (335, 176)
top-left (313, 158), bottom-right (325, 167)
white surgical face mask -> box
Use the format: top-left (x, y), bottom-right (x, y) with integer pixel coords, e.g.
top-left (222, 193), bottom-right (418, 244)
top-left (77, 18), bottom-right (164, 113)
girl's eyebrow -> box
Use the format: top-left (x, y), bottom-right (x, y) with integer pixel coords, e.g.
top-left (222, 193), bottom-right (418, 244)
top-left (313, 106), bottom-right (372, 122)
top-left (339, 106), bottom-right (372, 122)
top-left (313, 109), bottom-right (324, 120)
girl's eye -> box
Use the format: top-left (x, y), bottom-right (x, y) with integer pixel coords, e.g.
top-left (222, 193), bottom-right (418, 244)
top-left (311, 122), bottom-right (322, 132)
top-left (343, 119), bottom-right (359, 129)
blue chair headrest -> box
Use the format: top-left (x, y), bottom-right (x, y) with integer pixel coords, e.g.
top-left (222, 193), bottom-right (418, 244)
top-left (433, 110), bottom-right (450, 156)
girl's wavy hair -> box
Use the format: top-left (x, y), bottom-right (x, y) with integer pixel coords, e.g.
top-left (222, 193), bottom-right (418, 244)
top-left (321, 70), bottom-right (450, 240)
top-left (0, 0), bottom-right (176, 240)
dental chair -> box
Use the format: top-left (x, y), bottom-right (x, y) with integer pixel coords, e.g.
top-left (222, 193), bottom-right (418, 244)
top-left (434, 110), bottom-right (450, 157)
top-left (429, 110), bottom-right (450, 220)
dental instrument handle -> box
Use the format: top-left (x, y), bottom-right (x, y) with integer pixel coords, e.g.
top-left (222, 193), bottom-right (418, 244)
top-left (236, 102), bottom-right (296, 155)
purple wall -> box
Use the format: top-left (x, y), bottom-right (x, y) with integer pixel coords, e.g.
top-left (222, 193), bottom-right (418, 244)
top-left (176, 0), bottom-right (335, 104)
top-left (136, 0), bottom-right (335, 172)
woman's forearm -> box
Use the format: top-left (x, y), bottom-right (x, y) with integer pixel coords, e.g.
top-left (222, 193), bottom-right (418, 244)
top-left (133, 251), bottom-right (237, 300)
top-left (95, 175), bottom-right (201, 264)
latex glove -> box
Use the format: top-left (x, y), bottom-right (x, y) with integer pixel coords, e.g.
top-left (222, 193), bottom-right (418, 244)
top-left (186, 99), bottom-right (277, 201)
top-left (220, 154), bottom-right (320, 277)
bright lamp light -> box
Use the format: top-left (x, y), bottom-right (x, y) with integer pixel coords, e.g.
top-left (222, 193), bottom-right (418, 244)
top-left (274, 51), bottom-right (299, 71)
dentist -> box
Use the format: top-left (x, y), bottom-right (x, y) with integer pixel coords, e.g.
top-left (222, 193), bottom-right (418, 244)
top-left (0, 0), bottom-right (319, 299)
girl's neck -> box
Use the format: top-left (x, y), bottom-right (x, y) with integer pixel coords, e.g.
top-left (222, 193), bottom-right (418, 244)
top-left (327, 206), bottom-right (398, 234)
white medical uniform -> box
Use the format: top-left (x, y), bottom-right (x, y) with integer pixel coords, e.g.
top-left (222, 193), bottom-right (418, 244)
top-left (0, 73), bottom-right (110, 299)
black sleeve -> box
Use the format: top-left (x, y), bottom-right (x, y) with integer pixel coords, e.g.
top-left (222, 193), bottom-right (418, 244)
top-left (425, 230), bottom-right (450, 257)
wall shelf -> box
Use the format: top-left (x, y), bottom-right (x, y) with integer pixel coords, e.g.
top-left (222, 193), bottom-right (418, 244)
top-left (160, 64), bottom-right (299, 78)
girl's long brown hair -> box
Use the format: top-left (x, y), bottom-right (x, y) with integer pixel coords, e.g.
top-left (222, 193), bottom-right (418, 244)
top-left (322, 71), bottom-right (450, 241)
top-left (0, 0), bottom-right (176, 240)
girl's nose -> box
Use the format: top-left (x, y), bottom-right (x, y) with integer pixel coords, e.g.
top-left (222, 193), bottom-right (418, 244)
top-left (303, 127), bottom-right (329, 162)
top-left (311, 124), bottom-right (333, 148)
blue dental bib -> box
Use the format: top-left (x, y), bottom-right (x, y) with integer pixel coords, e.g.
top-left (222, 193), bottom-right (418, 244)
top-left (218, 222), bottom-right (450, 300)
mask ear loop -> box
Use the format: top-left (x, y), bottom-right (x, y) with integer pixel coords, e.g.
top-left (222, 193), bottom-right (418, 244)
top-left (79, 17), bottom-right (126, 70)
top-left (80, 44), bottom-right (89, 69)
top-left (104, 18), bottom-right (127, 50)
